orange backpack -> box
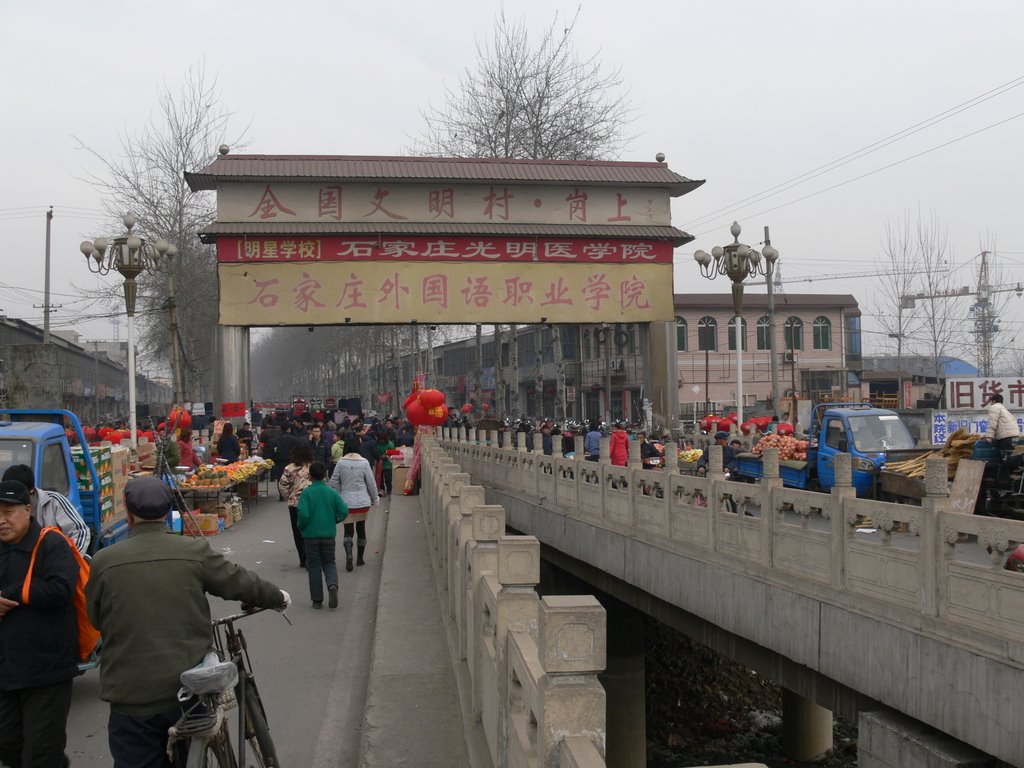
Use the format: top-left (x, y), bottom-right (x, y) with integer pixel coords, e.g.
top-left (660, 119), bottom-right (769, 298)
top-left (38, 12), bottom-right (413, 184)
top-left (21, 526), bottom-right (101, 662)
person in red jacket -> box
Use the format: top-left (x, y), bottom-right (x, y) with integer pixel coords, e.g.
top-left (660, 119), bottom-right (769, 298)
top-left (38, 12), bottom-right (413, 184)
top-left (609, 423), bottom-right (629, 467)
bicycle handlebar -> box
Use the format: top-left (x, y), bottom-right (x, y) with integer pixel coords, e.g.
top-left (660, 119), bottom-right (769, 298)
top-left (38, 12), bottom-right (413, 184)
top-left (212, 606), bottom-right (270, 626)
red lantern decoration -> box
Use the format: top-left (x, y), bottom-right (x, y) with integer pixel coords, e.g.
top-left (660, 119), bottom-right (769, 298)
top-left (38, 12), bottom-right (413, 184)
top-left (776, 422), bottom-right (795, 436)
top-left (82, 426), bottom-right (97, 443)
top-left (98, 426), bottom-right (114, 440)
top-left (460, 403), bottom-right (473, 414)
top-left (699, 417), bottom-right (712, 433)
top-left (406, 400), bottom-right (428, 426)
top-left (424, 404), bottom-right (448, 427)
top-left (403, 392), bottom-right (418, 411)
top-left (168, 406), bottom-right (192, 431)
top-left (740, 421), bottom-right (754, 435)
top-left (418, 388), bottom-right (445, 409)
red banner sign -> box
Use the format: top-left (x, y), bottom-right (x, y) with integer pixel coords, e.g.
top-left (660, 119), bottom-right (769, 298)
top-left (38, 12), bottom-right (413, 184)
top-left (221, 402), bottom-right (246, 418)
top-left (217, 236), bottom-right (673, 264)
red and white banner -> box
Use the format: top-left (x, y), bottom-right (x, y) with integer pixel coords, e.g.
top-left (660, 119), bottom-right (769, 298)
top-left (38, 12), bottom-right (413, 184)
top-left (217, 235), bottom-right (673, 264)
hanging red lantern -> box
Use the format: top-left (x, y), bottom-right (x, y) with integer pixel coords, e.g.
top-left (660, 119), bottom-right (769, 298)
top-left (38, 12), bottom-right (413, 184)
top-left (460, 403), bottom-right (473, 414)
top-left (776, 422), bottom-right (794, 436)
top-left (82, 426), bottom-right (97, 443)
top-left (403, 392), bottom-right (418, 411)
top-left (168, 406), bottom-right (192, 431)
top-left (406, 400), bottom-right (429, 426)
top-left (482, 403), bottom-right (490, 412)
top-left (740, 421), bottom-right (754, 435)
top-left (418, 388), bottom-right (446, 408)
top-left (424, 404), bottom-right (449, 427)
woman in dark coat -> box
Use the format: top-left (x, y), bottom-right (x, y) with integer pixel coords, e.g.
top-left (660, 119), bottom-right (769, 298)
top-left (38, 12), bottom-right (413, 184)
top-left (216, 422), bottom-right (241, 463)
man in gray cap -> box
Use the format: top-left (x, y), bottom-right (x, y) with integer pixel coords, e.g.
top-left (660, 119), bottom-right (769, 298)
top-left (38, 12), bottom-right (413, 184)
top-left (697, 430), bottom-right (739, 476)
top-left (0, 479), bottom-right (80, 768)
top-left (86, 477), bottom-right (290, 767)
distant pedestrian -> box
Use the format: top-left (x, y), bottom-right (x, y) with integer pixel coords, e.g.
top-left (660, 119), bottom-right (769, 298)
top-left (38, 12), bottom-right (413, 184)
top-left (584, 420), bottom-right (602, 462)
top-left (216, 422), bottom-right (241, 463)
top-left (297, 462), bottom-right (347, 609)
top-left (609, 423), bottom-right (629, 466)
top-left (279, 442), bottom-right (314, 569)
top-left (330, 450), bottom-right (379, 571)
top-left (984, 393), bottom-right (1021, 452)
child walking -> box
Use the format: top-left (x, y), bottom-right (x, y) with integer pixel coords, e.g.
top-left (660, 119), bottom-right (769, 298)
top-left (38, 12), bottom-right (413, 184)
top-left (297, 461), bottom-right (348, 609)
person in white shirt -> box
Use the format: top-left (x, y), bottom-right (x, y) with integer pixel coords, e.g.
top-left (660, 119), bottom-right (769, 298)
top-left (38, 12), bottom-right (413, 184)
top-left (1, 464), bottom-right (91, 555)
top-left (983, 394), bottom-right (1021, 453)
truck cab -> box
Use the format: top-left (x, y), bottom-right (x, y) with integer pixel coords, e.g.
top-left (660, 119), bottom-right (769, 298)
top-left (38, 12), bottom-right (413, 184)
top-left (814, 404), bottom-right (916, 494)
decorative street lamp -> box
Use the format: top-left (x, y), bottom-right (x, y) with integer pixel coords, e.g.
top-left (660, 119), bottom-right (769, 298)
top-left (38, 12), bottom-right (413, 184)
top-left (694, 221), bottom-right (779, 426)
top-left (80, 213), bottom-right (177, 450)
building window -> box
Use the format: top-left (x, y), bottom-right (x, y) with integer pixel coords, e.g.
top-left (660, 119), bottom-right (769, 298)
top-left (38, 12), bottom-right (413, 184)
top-left (784, 316), bottom-right (803, 351)
top-left (676, 318), bottom-right (687, 351)
top-left (697, 316), bottom-right (717, 351)
top-left (727, 318), bottom-right (748, 351)
top-left (756, 315), bottom-right (771, 350)
top-left (812, 316), bottom-right (831, 350)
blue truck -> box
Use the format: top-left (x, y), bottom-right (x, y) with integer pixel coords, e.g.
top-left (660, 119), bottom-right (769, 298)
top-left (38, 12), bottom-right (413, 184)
top-left (734, 403), bottom-right (920, 497)
top-left (0, 408), bottom-right (130, 552)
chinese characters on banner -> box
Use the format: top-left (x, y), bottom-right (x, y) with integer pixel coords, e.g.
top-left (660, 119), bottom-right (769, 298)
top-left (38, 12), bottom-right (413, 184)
top-left (217, 182), bottom-right (672, 226)
top-left (218, 236), bottom-right (673, 264)
top-left (218, 262), bottom-right (673, 325)
top-left (931, 410), bottom-right (1024, 445)
top-left (946, 377), bottom-right (1024, 410)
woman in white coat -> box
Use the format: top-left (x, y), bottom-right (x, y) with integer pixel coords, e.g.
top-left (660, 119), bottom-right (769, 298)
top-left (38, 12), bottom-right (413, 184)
top-left (329, 450), bottom-right (380, 570)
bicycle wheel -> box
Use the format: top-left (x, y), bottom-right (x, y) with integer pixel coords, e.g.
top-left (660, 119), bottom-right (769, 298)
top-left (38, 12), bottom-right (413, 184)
top-left (186, 731), bottom-right (237, 768)
top-left (241, 682), bottom-right (279, 767)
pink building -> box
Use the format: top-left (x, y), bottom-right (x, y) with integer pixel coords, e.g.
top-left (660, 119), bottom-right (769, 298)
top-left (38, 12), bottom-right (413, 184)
top-left (674, 293), bottom-right (862, 415)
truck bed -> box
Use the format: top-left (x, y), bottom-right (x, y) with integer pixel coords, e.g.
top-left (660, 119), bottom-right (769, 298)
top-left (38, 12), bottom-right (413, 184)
top-left (735, 452), bottom-right (813, 489)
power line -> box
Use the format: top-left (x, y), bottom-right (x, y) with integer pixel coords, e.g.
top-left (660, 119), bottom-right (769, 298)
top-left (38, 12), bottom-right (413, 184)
top-left (682, 73), bottom-right (1024, 231)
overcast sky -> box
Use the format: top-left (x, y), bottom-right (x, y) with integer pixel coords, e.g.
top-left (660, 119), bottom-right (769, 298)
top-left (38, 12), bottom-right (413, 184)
top-left (3, 0), bottom-right (1023, 370)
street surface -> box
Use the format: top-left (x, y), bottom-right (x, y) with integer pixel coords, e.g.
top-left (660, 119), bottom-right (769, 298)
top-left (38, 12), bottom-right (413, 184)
top-left (66, 492), bottom-right (387, 767)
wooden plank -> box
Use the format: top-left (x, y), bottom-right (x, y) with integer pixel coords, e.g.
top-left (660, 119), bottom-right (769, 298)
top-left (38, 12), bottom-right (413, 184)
top-left (949, 459), bottom-right (986, 514)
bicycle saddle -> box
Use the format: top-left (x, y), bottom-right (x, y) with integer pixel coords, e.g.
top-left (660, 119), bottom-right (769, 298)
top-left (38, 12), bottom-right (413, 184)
top-left (180, 652), bottom-right (239, 695)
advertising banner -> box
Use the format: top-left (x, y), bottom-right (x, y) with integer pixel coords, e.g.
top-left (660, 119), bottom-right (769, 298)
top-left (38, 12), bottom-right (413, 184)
top-left (946, 377), bottom-right (1024, 409)
top-left (218, 261), bottom-right (673, 325)
top-left (931, 409), bottom-right (1024, 444)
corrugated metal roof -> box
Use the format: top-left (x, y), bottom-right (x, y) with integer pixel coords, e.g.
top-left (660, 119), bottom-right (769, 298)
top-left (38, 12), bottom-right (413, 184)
top-left (185, 154), bottom-right (705, 197)
top-left (199, 220), bottom-right (694, 246)
top-left (675, 292), bottom-right (860, 311)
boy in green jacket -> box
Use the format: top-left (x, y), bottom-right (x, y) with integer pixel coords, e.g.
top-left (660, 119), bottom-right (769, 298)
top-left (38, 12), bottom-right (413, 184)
top-left (297, 461), bottom-right (348, 609)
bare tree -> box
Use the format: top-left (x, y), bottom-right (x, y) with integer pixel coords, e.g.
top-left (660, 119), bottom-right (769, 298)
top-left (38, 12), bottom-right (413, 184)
top-left (415, 9), bottom-right (633, 160)
top-left (869, 214), bottom-right (926, 406)
top-left (416, 8), bottom-right (634, 424)
top-left (77, 64), bottom-right (245, 402)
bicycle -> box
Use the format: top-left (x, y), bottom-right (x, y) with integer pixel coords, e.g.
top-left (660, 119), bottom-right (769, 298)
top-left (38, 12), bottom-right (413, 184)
top-left (167, 608), bottom-right (283, 767)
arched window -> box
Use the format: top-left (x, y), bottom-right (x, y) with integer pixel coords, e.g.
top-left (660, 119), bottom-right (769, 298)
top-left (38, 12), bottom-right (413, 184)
top-left (812, 316), bottom-right (831, 350)
top-left (756, 315), bottom-right (771, 350)
top-left (675, 317), bottom-right (687, 351)
top-left (784, 316), bottom-right (804, 351)
top-left (697, 316), bottom-right (717, 351)
top-left (727, 318), bottom-right (748, 351)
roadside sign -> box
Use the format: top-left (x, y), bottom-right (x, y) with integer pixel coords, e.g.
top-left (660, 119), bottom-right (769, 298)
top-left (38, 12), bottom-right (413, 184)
top-left (566, 385), bottom-right (576, 402)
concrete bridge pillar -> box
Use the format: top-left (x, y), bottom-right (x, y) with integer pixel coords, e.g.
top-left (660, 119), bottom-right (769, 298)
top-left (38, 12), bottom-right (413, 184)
top-left (601, 601), bottom-right (647, 768)
top-left (781, 689), bottom-right (833, 762)
top-left (212, 326), bottom-right (250, 418)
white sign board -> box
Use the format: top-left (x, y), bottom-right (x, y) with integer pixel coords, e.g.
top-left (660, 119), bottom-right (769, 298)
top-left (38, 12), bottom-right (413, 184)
top-left (931, 409), bottom-right (1024, 444)
top-left (946, 377), bottom-right (1024, 409)
top-left (566, 385), bottom-right (576, 402)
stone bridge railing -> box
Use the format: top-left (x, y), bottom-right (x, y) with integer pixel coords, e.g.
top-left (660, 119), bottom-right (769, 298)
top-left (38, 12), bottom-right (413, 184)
top-left (435, 426), bottom-right (1024, 766)
top-left (421, 441), bottom-right (608, 768)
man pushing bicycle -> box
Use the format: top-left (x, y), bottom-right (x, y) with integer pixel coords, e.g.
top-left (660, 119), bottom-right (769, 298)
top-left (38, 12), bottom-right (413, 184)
top-left (85, 477), bottom-right (289, 768)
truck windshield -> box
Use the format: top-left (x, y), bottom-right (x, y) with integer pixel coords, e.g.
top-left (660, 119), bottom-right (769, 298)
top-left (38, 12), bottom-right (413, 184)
top-left (0, 438), bottom-right (34, 477)
top-left (847, 415), bottom-right (915, 452)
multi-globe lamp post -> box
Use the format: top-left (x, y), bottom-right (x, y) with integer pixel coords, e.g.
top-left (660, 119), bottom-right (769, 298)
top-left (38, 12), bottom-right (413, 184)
top-left (80, 213), bottom-right (177, 450)
top-left (694, 221), bottom-right (779, 426)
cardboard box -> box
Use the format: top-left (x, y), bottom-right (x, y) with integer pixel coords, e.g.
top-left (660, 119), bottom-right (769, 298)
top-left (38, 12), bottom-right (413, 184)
top-left (182, 512), bottom-right (220, 536)
top-left (111, 446), bottom-right (130, 482)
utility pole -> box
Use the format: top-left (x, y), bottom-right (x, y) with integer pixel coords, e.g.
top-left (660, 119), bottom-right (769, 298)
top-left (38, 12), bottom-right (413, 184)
top-left (43, 207), bottom-right (53, 344)
top-left (91, 341), bottom-right (101, 423)
top-left (765, 226), bottom-right (781, 419)
top-left (165, 248), bottom-right (186, 405)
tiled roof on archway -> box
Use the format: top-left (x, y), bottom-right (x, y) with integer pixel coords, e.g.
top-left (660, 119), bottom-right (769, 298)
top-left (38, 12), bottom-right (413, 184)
top-left (185, 154), bottom-right (704, 198)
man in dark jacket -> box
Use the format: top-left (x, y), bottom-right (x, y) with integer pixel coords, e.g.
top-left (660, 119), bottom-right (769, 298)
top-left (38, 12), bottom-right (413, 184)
top-left (86, 477), bottom-right (288, 767)
top-left (271, 424), bottom-right (299, 491)
top-left (307, 424), bottom-right (332, 467)
top-left (0, 480), bottom-right (80, 768)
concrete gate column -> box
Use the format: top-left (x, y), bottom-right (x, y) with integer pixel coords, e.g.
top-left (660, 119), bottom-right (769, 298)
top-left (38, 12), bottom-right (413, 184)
top-left (213, 325), bottom-right (250, 418)
top-left (600, 602), bottom-right (647, 768)
top-left (781, 688), bottom-right (833, 761)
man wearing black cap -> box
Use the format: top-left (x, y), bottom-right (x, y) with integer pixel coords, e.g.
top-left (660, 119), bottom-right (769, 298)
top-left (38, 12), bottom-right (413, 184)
top-left (697, 431), bottom-right (739, 476)
top-left (0, 479), bottom-right (80, 768)
top-left (86, 477), bottom-right (290, 767)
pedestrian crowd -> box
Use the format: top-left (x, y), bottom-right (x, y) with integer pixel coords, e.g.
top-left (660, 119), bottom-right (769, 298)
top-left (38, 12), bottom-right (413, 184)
top-left (0, 408), bottom-right (410, 767)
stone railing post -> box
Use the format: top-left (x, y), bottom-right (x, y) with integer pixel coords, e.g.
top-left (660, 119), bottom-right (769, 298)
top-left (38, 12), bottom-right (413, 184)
top-left (708, 443), bottom-right (725, 479)
top-left (829, 452), bottom-right (857, 588)
top-left (443, 472), bottom-right (471, 580)
top-left (494, 536), bottom-right (541, 765)
top-left (552, 434), bottom-right (563, 459)
top-left (574, 435), bottom-right (585, 461)
top-left (536, 595), bottom-right (607, 766)
top-left (452, 485), bottom-right (486, 644)
top-left (468, 504), bottom-right (506, 719)
top-left (920, 457), bottom-right (950, 617)
top-left (599, 435), bottom-right (611, 465)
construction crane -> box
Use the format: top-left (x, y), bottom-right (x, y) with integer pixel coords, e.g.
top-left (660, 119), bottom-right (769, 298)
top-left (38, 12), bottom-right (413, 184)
top-left (899, 251), bottom-right (1024, 376)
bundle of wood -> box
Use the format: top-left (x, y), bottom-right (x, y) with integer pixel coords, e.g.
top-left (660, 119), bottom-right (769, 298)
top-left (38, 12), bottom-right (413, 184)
top-left (884, 427), bottom-right (980, 479)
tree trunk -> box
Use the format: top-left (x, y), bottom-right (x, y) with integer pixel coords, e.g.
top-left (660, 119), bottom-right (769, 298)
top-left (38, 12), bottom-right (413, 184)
top-left (509, 324), bottom-right (520, 417)
top-left (494, 324), bottom-right (505, 419)
top-left (553, 325), bottom-right (566, 425)
top-left (533, 326), bottom-right (544, 418)
top-left (474, 324), bottom-right (483, 412)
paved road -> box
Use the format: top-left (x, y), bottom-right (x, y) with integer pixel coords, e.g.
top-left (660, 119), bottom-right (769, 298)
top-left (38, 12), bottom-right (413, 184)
top-left (66, 493), bottom-right (387, 767)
